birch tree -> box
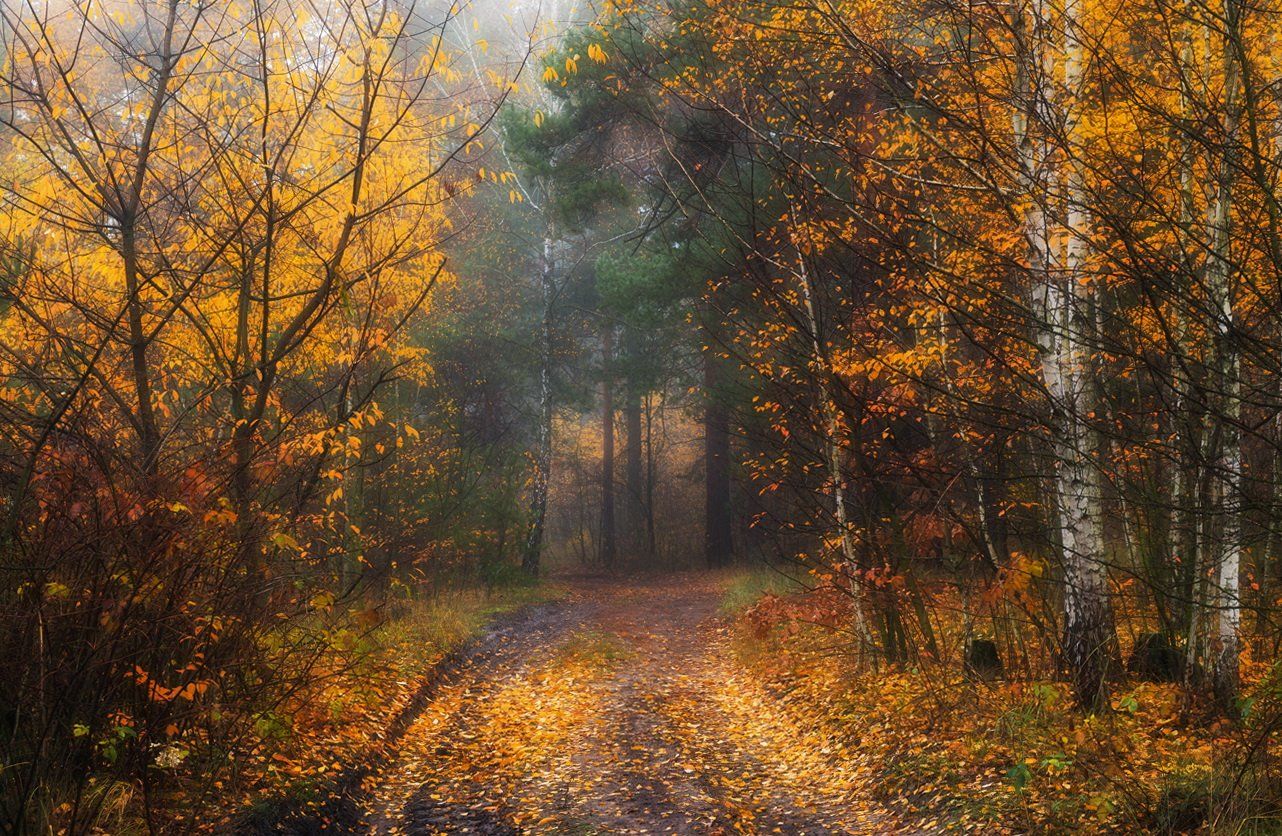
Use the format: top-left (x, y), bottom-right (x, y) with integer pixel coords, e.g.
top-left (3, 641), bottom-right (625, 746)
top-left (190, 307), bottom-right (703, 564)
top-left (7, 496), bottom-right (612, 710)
top-left (1014, 0), bottom-right (1117, 707)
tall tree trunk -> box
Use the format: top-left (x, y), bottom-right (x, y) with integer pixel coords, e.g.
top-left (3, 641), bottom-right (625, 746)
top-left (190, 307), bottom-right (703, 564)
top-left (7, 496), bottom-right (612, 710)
top-left (1015, 0), bottom-right (1116, 708)
top-left (1170, 10), bottom-right (1199, 646)
top-left (119, 0), bottom-right (181, 478)
top-left (645, 393), bottom-right (657, 558)
top-left (600, 325), bottom-right (617, 568)
top-left (623, 329), bottom-right (646, 557)
top-left (122, 233), bottom-right (160, 477)
top-left (1208, 0), bottom-right (1244, 708)
top-left (1059, 0), bottom-right (1116, 709)
top-left (523, 233), bottom-right (555, 577)
top-left (1244, 20), bottom-right (1282, 642)
top-left (1264, 405), bottom-right (1282, 627)
top-left (794, 246), bottom-right (876, 654)
top-left (341, 380), bottom-right (366, 584)
top-left (703, 325), bottom-right (733, 568)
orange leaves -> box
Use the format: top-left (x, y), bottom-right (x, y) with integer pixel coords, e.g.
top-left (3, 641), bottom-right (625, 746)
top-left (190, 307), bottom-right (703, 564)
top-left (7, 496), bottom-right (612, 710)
top-left (981, 551), bottom-right (1048, 610)
top-left (202, 504), bottom-right (238, 527)
top-left (131, 666), bottom-right (212, 703)
top-left (744, 583), bottom-right (850, 638)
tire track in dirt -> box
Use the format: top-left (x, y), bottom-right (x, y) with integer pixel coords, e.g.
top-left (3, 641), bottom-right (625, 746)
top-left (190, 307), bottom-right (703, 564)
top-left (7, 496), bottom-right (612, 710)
top-left (357, 574), bottom-right (909, 835)
top-left (543, 577), bottom-right (866, 835)
top-left (360, 598), bottom-right (600, 834)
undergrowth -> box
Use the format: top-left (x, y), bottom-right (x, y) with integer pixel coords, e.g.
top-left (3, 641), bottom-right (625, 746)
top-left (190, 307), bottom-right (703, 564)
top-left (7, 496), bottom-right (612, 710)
top-left (724, 576), bottom-right (1282, 834)
top-left (119, 579), bottom-right (554, 831)
top-left (719, 565), bottom-right (804, 614)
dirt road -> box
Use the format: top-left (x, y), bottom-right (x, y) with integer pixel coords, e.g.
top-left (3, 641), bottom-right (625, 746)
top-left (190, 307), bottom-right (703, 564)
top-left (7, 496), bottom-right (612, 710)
top-left (357, 574), bottom-right (904, 835)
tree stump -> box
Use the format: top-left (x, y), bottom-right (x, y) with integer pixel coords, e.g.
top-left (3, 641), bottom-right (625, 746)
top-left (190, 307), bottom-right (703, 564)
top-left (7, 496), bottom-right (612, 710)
top-left (964, 637), bottom-right (1004, 681)
top-left (1127, 632), bottom-right (1184, 682)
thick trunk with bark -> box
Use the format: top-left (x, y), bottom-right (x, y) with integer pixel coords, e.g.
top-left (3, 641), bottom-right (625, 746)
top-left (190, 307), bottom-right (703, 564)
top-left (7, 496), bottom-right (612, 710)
top-left (122, 232), bottom-right (160, 476)
top-left (1206, 0), bottom-right (1242, 710)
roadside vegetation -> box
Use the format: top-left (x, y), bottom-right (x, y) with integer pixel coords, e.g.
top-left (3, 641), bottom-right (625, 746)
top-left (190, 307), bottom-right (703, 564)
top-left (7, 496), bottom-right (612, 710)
top-left (725, 573), bottom-right (1281, 832)
top-left (7, 0), bottom-right (1282, 830)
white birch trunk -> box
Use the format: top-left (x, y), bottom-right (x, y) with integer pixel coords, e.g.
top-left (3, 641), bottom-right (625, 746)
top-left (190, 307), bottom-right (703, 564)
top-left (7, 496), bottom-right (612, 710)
top-left (1015, 0), bottom-right (1115, 706)
top-left (795, 249), bottom-right (876, 653)
top-left (1058, 0), bottom-right (1115, 708)
top-left (1204, 0), bottom-right (1242, 708)
top-left (523, 232), bottom-right (555, 576)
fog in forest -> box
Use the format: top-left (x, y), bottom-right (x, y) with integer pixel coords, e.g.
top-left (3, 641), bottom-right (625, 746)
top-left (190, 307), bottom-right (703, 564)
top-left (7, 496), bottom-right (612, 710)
top-left (3, 0), bottom-right (1282, 832)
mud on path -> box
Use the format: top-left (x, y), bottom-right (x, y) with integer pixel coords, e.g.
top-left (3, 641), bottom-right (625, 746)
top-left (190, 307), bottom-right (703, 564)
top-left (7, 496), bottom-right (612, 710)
top-left (357, 574), bottom-right (905, 835)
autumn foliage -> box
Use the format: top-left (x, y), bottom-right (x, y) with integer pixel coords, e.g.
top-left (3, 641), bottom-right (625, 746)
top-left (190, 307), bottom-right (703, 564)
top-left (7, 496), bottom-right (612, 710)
top-left (0, 0), bottom-right (524, 829)
top-left (7, 0), bottom-right (1282, 829)
top-left (520, 0), bottom-right (1282, 826)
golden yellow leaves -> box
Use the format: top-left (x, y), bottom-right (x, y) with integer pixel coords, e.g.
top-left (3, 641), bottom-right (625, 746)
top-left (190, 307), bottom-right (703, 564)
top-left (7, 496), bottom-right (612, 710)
top-left (540, 46), bottom-right (603, 88)
top-left (364, 629), bottom-right (609, 830)
top-left (268, 532), bottom-right (302, 558)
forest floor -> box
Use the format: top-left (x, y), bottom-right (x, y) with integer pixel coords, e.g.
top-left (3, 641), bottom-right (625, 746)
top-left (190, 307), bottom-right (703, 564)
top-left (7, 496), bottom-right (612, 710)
top-left (354, 573), bottom-right (907, 835)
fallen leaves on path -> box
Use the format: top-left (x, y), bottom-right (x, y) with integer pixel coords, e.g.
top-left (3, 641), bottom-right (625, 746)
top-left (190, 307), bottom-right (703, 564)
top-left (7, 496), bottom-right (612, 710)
top-left (357, 575), bottom-right (904, 835)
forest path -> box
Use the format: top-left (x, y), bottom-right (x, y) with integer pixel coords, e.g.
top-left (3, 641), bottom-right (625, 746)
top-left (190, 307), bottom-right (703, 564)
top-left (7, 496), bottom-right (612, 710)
top-left (358, 573), bottom-right (904, 835)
